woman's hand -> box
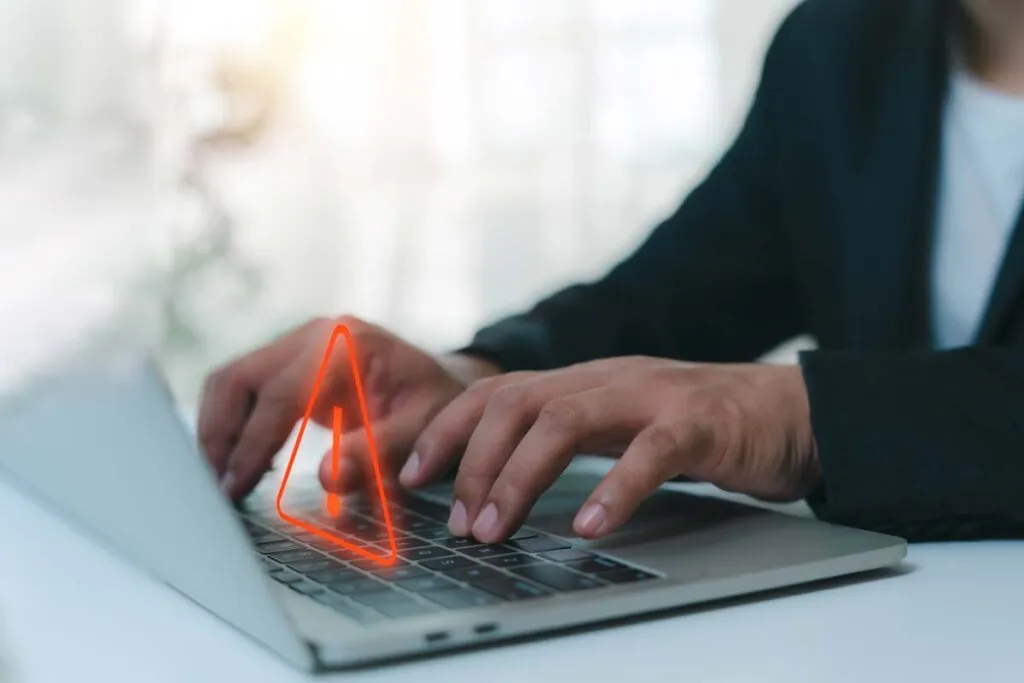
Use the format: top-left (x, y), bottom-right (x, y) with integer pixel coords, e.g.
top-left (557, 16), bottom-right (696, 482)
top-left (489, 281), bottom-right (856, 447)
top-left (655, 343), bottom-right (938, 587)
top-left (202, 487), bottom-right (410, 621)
top-left (197, 316), bottom-right (500, 499)
top-left (405, 357), bottom-right (819, 542)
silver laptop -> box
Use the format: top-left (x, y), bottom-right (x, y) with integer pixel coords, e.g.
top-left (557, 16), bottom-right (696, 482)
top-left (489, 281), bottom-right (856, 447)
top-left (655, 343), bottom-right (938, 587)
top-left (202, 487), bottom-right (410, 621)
top-left (0, 355), bottom-right (905, 672)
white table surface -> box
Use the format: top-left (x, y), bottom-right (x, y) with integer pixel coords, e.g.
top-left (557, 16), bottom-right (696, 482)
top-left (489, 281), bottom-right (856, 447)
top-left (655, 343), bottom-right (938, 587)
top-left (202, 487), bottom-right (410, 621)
top-left (1, 478), bottom-right (1022, 683)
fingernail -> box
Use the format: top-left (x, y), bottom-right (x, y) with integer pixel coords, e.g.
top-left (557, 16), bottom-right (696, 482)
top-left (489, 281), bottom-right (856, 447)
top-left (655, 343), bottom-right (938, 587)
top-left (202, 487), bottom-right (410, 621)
top-left (448, 499), bottom-right (469, 536)
top-left (399, 452), bottom-right (421, 487)
top-left (472, 502), bottom-right (499, 541)
top-left (574, 503), bottom-right (606, 537)
top-left (220, 471), bottom-right (237, 498)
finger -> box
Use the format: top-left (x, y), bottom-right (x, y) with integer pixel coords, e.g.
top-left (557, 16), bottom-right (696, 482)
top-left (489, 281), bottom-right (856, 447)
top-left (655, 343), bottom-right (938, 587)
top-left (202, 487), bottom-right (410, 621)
top-left (197, 319), bottom-right (332, 478)
top-left (222, 360), bottom-right (309, 499)
top-left (317, 409), bottom-right (423, 494)
top-left (573, 422), bottom-right (703, 538)
top-left (320, 454), bottom-right (364, 495)
top-left (197, 368), bottom-right (255, 479)
top-left (414, 362), bottom-right (627, 487)
top-left (452, 369), bottom-right (625, 535)
top-left (410, 374), bottom-right (529, 496)
top-left (469, 387), bottom-right (646, 543)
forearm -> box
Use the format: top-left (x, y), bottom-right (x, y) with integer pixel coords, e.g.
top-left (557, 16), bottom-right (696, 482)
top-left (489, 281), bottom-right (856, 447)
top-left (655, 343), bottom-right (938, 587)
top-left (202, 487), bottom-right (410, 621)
top-left (801, 347), bottom-right (1024, 540)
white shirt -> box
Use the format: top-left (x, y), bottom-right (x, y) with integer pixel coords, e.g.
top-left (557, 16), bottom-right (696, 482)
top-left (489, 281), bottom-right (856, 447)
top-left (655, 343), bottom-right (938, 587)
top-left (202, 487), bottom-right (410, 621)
top-left (932, 69), bottom-right (1024, 349)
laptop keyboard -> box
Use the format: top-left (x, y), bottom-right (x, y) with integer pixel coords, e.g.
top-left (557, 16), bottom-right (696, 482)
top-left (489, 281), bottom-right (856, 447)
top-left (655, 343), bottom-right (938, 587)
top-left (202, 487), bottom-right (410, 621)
top-left (241, 494), bottom-right (659, 625)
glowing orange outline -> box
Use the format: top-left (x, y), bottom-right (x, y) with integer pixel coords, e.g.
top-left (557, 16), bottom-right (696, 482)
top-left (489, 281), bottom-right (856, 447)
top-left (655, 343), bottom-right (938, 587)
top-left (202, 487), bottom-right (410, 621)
top-left (274, 324), bottom-right (398, 566)
top-left (325, 406), bottom-right (343, 517)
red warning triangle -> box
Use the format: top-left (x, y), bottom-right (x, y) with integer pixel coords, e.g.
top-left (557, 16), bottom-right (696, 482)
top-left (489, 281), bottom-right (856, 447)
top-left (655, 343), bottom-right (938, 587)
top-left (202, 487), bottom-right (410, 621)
top-left (274, 323), bottom-right (398, 566)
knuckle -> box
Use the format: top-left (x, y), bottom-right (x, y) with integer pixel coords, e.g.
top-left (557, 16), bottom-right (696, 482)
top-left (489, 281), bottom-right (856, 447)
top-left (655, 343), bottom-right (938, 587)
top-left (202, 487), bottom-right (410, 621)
top-left (466, 375), bottom-right (508, 404)
top-left (489, 384), bottom-right (529, 414)
top-left (538, 398), bottom-right (583, 435)
top-left (260, 383), bottom-right (297, 413)
top-left (643, 424), bottom-right (682, 459)
top-left (686, 393), bottom-right (739, 477)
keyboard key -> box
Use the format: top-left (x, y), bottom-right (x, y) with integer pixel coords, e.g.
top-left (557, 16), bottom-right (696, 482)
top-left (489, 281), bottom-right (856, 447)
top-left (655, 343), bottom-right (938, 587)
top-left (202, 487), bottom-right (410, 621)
top-left (422, 588), bottom-right (499, 610)
top-left (373, 565), bottom-right (432, 582)
top-left (329, 579), bottom-right (391, 596)
top-left (510, 536), bottom-right (570, 553)
top-left (350, 557), bottom-right (409, 572)
top-left (304, 536), bottom-right (348, 551)
top-left (255, 540), bottom-right (301, 554)
top-left (395, 576), bottom-right (459, 593)
top-left (415, 526), bottom-right (455, 540)
top-left (308, 568), bottom-right (364, 584)
top-left (600, 568), bottom-right (658, 584)
top-left (484, 553), bottom-right (542, 569)
top-left (289, 559), bottom-right (336, 574)
top-left (540, 549), bottom-right (594, 563)
top-left (362, 529), bottom-right (394, 543)
top-left (270, 549), bottom-right (323, 564)
top-left (400, 497), bottom-right (450, 521)
top-left (291, 581), bottom-right (328, 596)
top-left (268, 568), bottom-right (304, 585)
top-left (348, 518), bottom-right (384, 533)
top-left (248, 526), bottom-right (282, 540)
top-left (446, 565), bottom-right (505, 584)
top-left (510, 564), bottom-right (604, 592)
top-left (509, 528), bottom-right (538, 541)
top-left (394, 536), bottom-right (433, 550)
top-left (403, 546), bottom-right (454, 562)
top-left (253, 533), bottom-right (287, 546)
top-left (461, 545), bottom-right (515, 559)
top-left (342, 520), bottom-right (386, 542)
top-left (346, 499), bottom-right (377, 515)
top-left (441, 537), bottom-right (483, 550)
top-left (566, 557), bottom-right (628, 574)
top-left (420, 556), bottom-right (477, 572)
top-left (472, 576), bottom-right (550, 602)
top-left (405, 517), bottom-right (445, 533)
top-left (326, 547), bottom-right (379, 565)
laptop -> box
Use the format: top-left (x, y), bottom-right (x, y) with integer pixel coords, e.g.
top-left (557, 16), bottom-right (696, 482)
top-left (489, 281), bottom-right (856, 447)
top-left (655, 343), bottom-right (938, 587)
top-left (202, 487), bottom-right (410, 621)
top-left (0, 355), bottom-right (906, 672)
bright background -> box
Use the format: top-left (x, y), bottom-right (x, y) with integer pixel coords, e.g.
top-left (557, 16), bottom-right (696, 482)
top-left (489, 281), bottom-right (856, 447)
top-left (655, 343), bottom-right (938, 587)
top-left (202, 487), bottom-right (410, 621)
top-left (0, 0), bottom-right (799, 408)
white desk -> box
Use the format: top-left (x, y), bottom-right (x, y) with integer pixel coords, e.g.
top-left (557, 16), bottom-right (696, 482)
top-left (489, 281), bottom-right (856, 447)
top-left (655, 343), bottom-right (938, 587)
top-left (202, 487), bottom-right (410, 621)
top-left (1, 479), bottom-right (1021, 683)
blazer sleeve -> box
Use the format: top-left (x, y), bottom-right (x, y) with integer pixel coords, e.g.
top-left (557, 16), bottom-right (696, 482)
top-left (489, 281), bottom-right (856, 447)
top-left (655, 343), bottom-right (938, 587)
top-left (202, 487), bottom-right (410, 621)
top-left (462, 12), bottom-right (805, 372)
top-left (801, 347), bottom-right (1024, 540)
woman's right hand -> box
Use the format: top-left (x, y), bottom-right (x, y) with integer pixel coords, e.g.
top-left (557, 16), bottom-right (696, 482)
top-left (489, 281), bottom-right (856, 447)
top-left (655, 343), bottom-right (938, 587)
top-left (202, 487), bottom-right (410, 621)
top-left (197, 316), bottom-right (501, 500)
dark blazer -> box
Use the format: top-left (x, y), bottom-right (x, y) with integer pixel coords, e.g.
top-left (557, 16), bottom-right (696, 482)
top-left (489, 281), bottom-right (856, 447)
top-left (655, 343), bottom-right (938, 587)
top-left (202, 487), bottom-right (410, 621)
top-left (463, 0), bottom-right (1024, 541)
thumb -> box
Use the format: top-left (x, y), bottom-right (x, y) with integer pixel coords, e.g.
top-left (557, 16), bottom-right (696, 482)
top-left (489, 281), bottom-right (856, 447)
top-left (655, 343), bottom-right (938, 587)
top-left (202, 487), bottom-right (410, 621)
top-left (318, 414), bottom-right (421, 494)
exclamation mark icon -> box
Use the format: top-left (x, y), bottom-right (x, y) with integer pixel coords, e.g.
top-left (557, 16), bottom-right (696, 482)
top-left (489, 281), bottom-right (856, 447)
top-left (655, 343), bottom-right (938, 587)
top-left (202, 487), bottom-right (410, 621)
top-left (326, 405), bottom-right (343, 517)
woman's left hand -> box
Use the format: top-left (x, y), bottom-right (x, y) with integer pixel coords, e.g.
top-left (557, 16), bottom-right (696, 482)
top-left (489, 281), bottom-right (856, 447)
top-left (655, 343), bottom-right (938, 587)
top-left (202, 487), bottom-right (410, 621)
top-left (401, 357), bottom-right (820, 542)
